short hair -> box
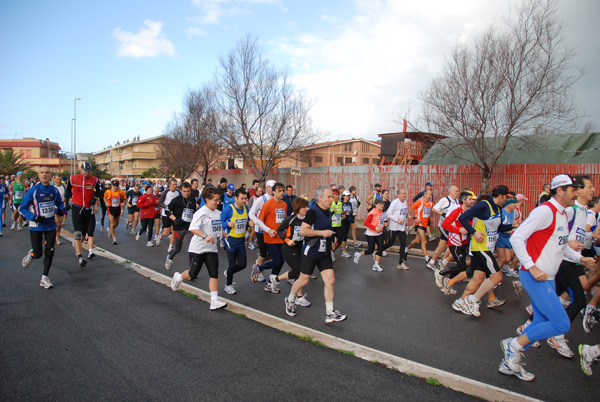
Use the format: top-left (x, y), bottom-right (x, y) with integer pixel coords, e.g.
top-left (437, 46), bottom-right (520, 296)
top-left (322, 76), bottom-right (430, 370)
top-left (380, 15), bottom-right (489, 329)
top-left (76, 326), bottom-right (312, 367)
top-left (202, 186), bottom-right (220, 201)
top-left (589, 196), bottom-right (599, 209)
top-left (349, 186), bottom-right (356, 192)
top-left (286, 185), bottom-right (294, 190)
top-left (459, 191), bottom-right (472, 204)
top-left (191, 178), bottom-right (198, 184)
top-left (315, 185), bottom-right (331, 201)
top-left (550, 186), bottom-right (569, 197)
top-left (252, 179), bottom-right (259, 185)
top-left (292, 197), bottom-right (308, 215)
top-left (540, 193), bottom-right (552, 202)
top-left (181, 182), bottom-right (191, 189)
top-left (543, 183), bottom-right (550, 190)
top-left (330, 183), bottom-right (337, 187)
top-left (575, 175), bottom-right (592, 185)
top-left (234, 188), bottom-right (247, 198)
top-left (273, 182), bottom-right (285, 192)
top-left (169, 178), bottom-right (177, 185)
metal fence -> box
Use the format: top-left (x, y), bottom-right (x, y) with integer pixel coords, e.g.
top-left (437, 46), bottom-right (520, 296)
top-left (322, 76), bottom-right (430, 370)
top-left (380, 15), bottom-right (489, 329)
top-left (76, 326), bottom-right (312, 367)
top-left (199, 163), bottom-right (600, 223)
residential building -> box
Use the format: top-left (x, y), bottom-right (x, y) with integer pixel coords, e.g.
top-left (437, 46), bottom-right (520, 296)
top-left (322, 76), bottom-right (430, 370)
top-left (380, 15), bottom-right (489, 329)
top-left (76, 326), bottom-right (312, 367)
top-left (93, 135), bottom-right (164, 178)
top-left (0, 137), bottom-right (71, 173)
top-left (278, 138), bottom-right (381, 168)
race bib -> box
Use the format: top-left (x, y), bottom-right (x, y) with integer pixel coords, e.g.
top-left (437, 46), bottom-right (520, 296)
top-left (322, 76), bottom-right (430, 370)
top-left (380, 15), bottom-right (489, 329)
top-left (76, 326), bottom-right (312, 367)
top-left (292, 225), bottom-right (303, 241)
top-left (423, 208), bottom-right (431, 218)
top-left (132, 197), bottom-right (138, 206)
top-left (15, 191), bottom-right (23, 200)
top-left (39, 201), bottom-right (55, 218)
top-left (318, 238), bottom-right (326, 252)
top-left (378, 216), bottom-right (385, 228)
top-left (487, 230), bottom-right (498, 251)
top-left (343, 205), bottom-right (352, 215)
top-left (382, 211), bottom-right (387, 220)
top-left (111, 198), bottom-right (120, 207)
top-left (211, 219), bottom-right (222, 237)
top-left (332, 214), bottom-right (341, 225)
top-left (400, 208), bottom-right (408, 220)
top-left (182, 208), bottom-right (194, 223)
top-left (275, 208), bottom-right (285, 223)
top-left (235, 218), bottom-right (247, 234)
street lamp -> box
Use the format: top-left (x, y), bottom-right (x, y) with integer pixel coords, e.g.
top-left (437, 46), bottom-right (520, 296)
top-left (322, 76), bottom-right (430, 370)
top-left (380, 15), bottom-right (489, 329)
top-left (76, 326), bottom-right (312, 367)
top-left (73, 97), bottom-right (81, 170)
top-left (70, 118), bottom-right (75, 174)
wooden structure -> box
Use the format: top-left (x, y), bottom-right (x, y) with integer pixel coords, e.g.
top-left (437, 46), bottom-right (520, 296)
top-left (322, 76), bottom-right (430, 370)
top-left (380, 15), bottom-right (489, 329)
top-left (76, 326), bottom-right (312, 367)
top-left (377, 132), bottom-right (446, 165)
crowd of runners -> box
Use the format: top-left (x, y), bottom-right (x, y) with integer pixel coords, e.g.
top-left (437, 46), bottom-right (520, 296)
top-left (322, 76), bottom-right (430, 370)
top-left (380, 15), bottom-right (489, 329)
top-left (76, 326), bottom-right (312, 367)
top-left (2, 163), bottom-right (600, 380)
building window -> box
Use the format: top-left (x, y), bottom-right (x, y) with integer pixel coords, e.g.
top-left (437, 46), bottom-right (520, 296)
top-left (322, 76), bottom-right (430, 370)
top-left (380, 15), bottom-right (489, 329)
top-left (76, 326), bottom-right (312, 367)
top-left (344, 143), bottom-right (352, 152)
top-left (362, 142), bottom-right (369, 152)
top-left (336, 156), bottom-right (343, 165)
top-left (314, 156), bottom-right (323, 163)
top-left (373, 158), bottom-right (380, 165)
top-left (362, 157), bottom-right (369, 164)
top-left (345, 157), bottom-right (352, 164)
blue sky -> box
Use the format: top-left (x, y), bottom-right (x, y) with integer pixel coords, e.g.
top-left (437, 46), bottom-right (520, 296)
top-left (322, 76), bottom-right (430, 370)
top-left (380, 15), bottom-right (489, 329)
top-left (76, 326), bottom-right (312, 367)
top-left (1, 0), bottom-right (598, 155)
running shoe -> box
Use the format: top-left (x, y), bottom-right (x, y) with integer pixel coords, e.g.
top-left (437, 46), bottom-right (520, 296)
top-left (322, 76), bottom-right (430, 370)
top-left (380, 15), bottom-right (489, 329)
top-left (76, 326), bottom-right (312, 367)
top-left (325, 310), bottom-right (347, 323)
top-left (295, 294), bottom-right (311, 307)
top-left (287, 279), bottom-right (295, 284)
top-left (113, 237), bottom-right (118, 245)
top-left (224, 285), bottom-right (236, 295)
top-left (331, 253), bottom-right (336, 262)
top-left (441, 277), bottom-right (452, 296)
top-left (146, 241), bottom-right (154, 247)
top-left (382, 251), bottom-right (388, 257)
top-left (399, 262), bottom-right (410, 270)
top-left (525, 304), bottom-right (533, 315)
top-left (210, 299), bottom-right (227, 310)
top-left (11, 222), bottom-right (16, 230)
top-left (219, 238), bottom-right (224, 248)
top-left (167, 245), bottom-right (174, 253)
top-left (130, 229), bottom-right (135, 235)
top-left (513, 280), bottom-right (524, 297)
top-left (505, 269), bottom-right (520, 278)
top-left (452, 298), bottom-right (471, 316)
top-left (155, 236), bottom-right (161, 246)
top-left (170, 272), bottom-right (181, 291)
top-left (22, 250), bottom-right (33, 268)
top-left (17, 224), bottom-right (22, 231)
top-left (500, 338), bottom-right (524, 373)
top-left (22, 221), bottom-right (28, 227)
top-left (100, 226), bottom-right (104, 232)
top-left (165, 256), bottom-right (173, 270)
top-left (285, 297), bottom-right (297, 317)
top-left (465, 295), bottom-right (481, 317)
top-left (434, 269), bottom-right (444, 288)
top-left (55, 238), bottom-right (62, 245)
top-left (126, 222), bottom-right (130, 229)
top-left (578, 344), bottom-right (597, 376)
top-left (440, 259), bottom-right (448, 269)
top-left (135, 232), bottom-right (141, 241)
top-left (547, 336), bottom-right (574, 358)
top-left (107, 230), bottom-right (111, 238)
top-left (40, 275), bottom-right (54, 289)
top-left (264, 282), bottom-right (280, 294)
top-left (487, 298), bottom-right (506, 308)
top-left (372, 263), bottom-right (383, 272)
top-left (247, 243), bottom-right (256, 250)
top-left (310, 274), bottom-right (318, 279)
top-left (0, 232), bottom-right (3, 237)
top-left (583, 305), bottom-right (597, 334)
top-left (353, 242), bottom-right (362, 248)
top-left (269, 274), bottom-right (279, 288)
top-left (426, 259), bottom-right (436, 270)
top-left (341, 251), bottom-right (351, 258)
top-left (353, 252), bottom-right (361, 264)
top-left (498, 359), bottom-right (535, 382)
top-left (428, 234), bottom-right (436, 241)
top-left (250, 264), bottom-right (260, 283)
top-left (88, 249), bottom-right (96, 259)
top-left (78, 256), bottom-right (87, 268)
top-left (559, 297), bottom-right (571, 309)
top-left (257, 272), bottom-right (265, 282)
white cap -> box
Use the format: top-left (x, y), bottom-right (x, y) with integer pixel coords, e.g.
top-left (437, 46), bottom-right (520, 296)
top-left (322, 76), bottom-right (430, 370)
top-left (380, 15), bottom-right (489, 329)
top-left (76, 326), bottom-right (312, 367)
top-left (265, 180), bottom-right (276, 188)
top-left (342, 190), bottom-right (351, 196)
top-left (550, 174), bottom-right (582, 189)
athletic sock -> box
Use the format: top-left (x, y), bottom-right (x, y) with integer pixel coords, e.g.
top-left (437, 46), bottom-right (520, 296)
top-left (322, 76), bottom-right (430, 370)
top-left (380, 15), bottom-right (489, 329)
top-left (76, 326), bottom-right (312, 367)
top-left (473, 278), bottom-right (496, 300)
top-left (325, 302), bottom-right (334, 315)
top-left (511, 337), bottom-right (524, 350)
top-left (448, 279), bottom-right (455, 286)
top-left (210, 291), bottom-right (218, 302)
top-left (288, 293), bottom-right (297, 304)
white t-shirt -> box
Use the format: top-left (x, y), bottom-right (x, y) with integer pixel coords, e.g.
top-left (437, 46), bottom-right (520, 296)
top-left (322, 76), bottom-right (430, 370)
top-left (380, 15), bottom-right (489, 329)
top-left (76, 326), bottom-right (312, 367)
top-left (161, 190), bottom-right (180, 217)
top-left (433, 196), bottom-right (460, 228)
top-left (188, 206), bottom-right (222, 254)
top-left (387, 198), bottom-right (408, 232)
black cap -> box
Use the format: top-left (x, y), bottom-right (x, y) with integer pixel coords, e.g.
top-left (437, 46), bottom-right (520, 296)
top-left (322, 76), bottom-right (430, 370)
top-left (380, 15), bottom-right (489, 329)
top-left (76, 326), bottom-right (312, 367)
top-left (81, 162), bottom-right (92, 172)
top-left (374, 183), bottom-right (382, 188)
top-left (492, 185), bottom-right (511, 196)
top-left (374, 198), bottom-right (384, 204)
top-left (220, 177), bottom-right (227, 183)
top-left (111, 179), bottom-right (119, 186)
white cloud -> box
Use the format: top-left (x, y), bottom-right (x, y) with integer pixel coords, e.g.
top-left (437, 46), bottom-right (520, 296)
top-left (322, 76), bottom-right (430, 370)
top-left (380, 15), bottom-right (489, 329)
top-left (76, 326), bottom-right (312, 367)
top-left (112, 20), bottom-right (176, 58)
top-left (189, 0), bottom-right (285, 25)
top-left (186, 27), bottom-right (208, 39)
top-left (321, 15), bottom-right (342, 24)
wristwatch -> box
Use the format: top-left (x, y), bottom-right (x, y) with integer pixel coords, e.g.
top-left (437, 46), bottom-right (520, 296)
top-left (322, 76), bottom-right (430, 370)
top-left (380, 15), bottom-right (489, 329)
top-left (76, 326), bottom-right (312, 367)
top-left (201, 233), bottom-right (207, 239)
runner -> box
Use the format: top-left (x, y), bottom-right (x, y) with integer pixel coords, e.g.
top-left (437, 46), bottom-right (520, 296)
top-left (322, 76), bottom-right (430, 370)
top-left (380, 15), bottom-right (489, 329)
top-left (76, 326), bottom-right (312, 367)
top-left (353, 198), bottom-right (386, 272)
top-left (496, 195), bottom-right (521, 278)
top-left (366, 183), bottom-right (382, 212)
top-left (221, 183), bottom-right (235, 211)
top-left (220, 188), bottom-right (250, 294)
top-left (10, 171), bottom-right (29, 230)
top-left (164, 182), bottom-right (198, 270)
top-left (329, 189), bottom-right (343, 261)
top-left (157, 179), bottom-right (180, 251)
top-left (384, 188), bottom-right (411, 270)
top-left (170, 186), bottom-right (227, 311)
top-left (19, 166), bottom-right (65, 288)
top-left (249, 180), bottom-right (275, 282)
top-left (247, 185), bottom-right (263, 250)
top-left (98, 180), bottom-right (109, 232)
top-left (499, 174), bottom-right (593, 381)
top-left (348, 186), bottom-right (362, 248)
top-left (284, 185), bottom-right (346, 323)
top-left (338, 190), bottom-right (353, 258)
top-left (427, 185), bottom-right (460, 270)
top-left (125, 184), bottom-right (142, 234)
top-left (64, 162), bottom-right (101, 265)
top-left (151, 185), bottom-right (163, 245)
top-left (135, 184), bottom-right (159, 247)
top-left (283, 184), bottom-right (296, 215)
top-left (0, 175), bottom-right (9, 237)
top-left (406, 188), bottom-right (433, 262)
top-left (103, 179), bottom-right (126, 245)
top-left (248, 179), bottom-right (259, 198)
top-left (52, 174), bottom-right (67, 245)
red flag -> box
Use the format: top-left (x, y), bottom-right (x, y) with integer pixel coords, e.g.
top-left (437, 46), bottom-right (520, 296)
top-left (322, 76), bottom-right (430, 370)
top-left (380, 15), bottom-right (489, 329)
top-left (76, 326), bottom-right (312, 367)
top-left (403, 119), bottom-right (407, 133)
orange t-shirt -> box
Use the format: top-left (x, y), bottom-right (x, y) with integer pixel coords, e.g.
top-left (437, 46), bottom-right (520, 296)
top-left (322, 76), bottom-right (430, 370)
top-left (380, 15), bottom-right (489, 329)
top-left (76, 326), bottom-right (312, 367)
top-left (258, 198), bottom-right (287, 244)
top-left (105, 189), bottom-right (126, 208)
top-left (411, 199), bottom-right (433, 227)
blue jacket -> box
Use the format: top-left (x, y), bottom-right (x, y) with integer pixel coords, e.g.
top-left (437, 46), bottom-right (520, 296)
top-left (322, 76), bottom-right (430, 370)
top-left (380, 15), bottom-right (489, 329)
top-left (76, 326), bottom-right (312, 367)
top-left (19, 183), bottom-right (65, 231)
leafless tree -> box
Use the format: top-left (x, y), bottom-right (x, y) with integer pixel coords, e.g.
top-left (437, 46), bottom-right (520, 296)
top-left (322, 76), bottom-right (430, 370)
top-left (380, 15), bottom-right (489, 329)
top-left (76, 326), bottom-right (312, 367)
top-left (158, 87), bottom-right (223, 181)
top-left (582, 121), bottom-right (597, 134)
top-left (214, 34), bottom-right (321, 184)
top-left (417, 0), bottom-right (582, 192)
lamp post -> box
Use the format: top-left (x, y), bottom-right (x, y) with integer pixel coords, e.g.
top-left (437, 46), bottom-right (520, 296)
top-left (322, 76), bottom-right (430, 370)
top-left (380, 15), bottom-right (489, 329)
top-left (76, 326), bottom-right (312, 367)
top-left (73, 97), bottom-right (81, 170)
top-left (70, 118), bottom-right (75, 174)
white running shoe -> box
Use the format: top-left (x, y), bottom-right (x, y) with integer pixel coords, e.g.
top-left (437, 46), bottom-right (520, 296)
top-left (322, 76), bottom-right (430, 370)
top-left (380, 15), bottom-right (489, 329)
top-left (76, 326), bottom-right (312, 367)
top-left (498, 359), bottom-right (535, 382)
top-left (353, 242), bottom-right (362, 248)
top-left (165, 256), bottom-right (173, 270)
top-left (11, 222), bottom-right (16, 230)
top-left (579, 344), bottom-right (597, 376)
top-left (325, 310), bottom-right (347, 323)
top-left (285, 297), bottom-right (297, 317)
top-left (434, 269), bottom-right (444, 288)
top-left (441, 277), bottom-right (452, 296)
top-left (440, 259), bottom-right (448, 269)
top-left (40, 275), bottom-right (53, 289)
top-left (295, 294), bottom-right (311, 307)
top-left (146, 241), bottom-right (154, 247)
top-left (547, 336), bottom-right (574, 358)
top-left (257, 272), bottom-right (265, 282)
top-left (250, 264), bottom-right (260, 283)
top-left (465, 295), bottom-right (481, 317)
top-left (452, 298), bottom-right (471, 316)
top-left (223, 270), bottom-right (237, 286)
top-left (135, 232), bottom-right (141, 241)
top-left (22, 250), bottom-right (33, 268)
top-left (224, 285), bottom-right (236, 295)
top-left (170, 272), bottom-right (181, 291)
top-left (113, 237), bottom-right (118, 245)
top-left (167, 245), bottom-right (174, 253)
top-left (100, 226), bottom-right (104, 232)
top-left (487, 298), bottom-right (506, 308)
top-left (155, 236), bottom-right (161, 246)
top-left (55, 238), bottom-right (62, 245)
top-left (353, 252), bottom-right (361, 264)
top-left (341, 251), bottom-right (351, 258)
top-left (427, 259), bottom-right (436, 270)
top-left (331, 253), bottom-right (336, 262)
top-left (583, 305), bottom-right (597, 334)
top-left (372, 263), bottom-right (383, 272)
top-left (107, 229), bottom-right (111, 238)
top-left (210, 299), bottom-right (227, 310)
top-left (513, 280), bottom-right (524, 297)
top-left (17, 223), bottom-right (22, 231)
top-left (382, 251), bottom-right (388, 257)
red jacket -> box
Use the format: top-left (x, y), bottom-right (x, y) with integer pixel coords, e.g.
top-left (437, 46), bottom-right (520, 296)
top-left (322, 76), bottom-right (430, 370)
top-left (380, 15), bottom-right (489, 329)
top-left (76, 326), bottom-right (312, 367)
top-left (137, 193), bottom-right (159, 219)
top-left (67, 174), bottom-right (99, 208)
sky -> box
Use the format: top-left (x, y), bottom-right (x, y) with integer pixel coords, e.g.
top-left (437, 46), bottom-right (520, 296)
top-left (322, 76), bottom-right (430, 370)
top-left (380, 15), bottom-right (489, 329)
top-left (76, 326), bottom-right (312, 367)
top-left (1, 0), bottom-right (598, 155)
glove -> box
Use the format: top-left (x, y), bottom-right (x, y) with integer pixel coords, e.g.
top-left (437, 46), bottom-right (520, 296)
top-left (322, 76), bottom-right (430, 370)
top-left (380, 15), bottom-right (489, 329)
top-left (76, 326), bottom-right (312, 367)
top-left (56, 209), bottom-right (64, 217)
top-left (64, 203), bottom-right (71, 212)
top-left (33, 215), bottom-right (45, 224)
top-left (174, 218), bottom-right (184, 227)
top-left (90, 197), bottom-right (98, 206)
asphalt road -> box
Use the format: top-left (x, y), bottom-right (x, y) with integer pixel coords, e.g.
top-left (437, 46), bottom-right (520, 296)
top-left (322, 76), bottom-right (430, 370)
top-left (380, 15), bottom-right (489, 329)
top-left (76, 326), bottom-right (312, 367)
top-left (2, 211), bottom-right (598, 401)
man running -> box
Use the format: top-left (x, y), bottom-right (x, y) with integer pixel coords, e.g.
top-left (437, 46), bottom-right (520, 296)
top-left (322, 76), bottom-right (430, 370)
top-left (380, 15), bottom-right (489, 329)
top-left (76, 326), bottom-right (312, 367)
top-left (125, 184), bottom-right (142, 234)
top-left (158, 178), bottom-right (180, 251)
top-left (249, 180), bottom-right (275, 282)
top-left (220, 188), bottom-right (250, 294)
top-left (427, 185), bottom-right (460, 270)
top-left (10, 171), bottom-right (29, 230)
top-left (19, 166), bottom-right (65, 288)
top-left (385, 188), bottom-right (411, 270)
top-left (64, 162), bottom-right (101, 265)
top-left (103, 179), bottom-right (126, 245)
top-left (164, 182), bottom-right (197, 270)
top-left (52, 174), bottom-right (67, 245)
top-left (406, 188), bottom-right (433, 261)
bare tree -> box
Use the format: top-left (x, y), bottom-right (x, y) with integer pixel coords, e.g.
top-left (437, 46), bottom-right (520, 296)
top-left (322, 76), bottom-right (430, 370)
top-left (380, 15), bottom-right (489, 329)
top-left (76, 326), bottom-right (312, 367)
top-left (582, 121), bottom-right (597, 134)
top-left (158, 87), bottom-right (222, 181)
top-left (417, 0), bottom-right (582, 192)
top-left (214, 34), bottom-right (321, 184)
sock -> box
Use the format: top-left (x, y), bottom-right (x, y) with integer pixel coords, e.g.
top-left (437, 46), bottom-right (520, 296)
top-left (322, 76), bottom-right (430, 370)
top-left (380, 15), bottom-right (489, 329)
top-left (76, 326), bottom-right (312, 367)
top-left (210, 291), bottom-right (218, 301)
top-left (430, 259), bottom-right (436, 264)
top-left (473, 278), bottom-right (496, 300)
top-left (554, 334), bottom-right (565, 340)
top-left (176, 272), bottom-right (183, 282)
top-left (511, 338), bottom-right (524, 350)
top-left (488, 294), bottom-right (495, 301)
top-left (288, 293), bottom-right (297, 303)
top-left (449, 279), bottom-right (455, 286)
top-left (325, 302), bottom-right (334, 315)
top-left (442, 259), bottom-right (448, 265)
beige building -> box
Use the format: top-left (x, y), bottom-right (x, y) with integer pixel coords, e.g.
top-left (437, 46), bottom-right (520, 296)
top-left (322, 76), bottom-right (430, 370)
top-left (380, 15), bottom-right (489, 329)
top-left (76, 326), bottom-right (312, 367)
top-left (93, 135), bottom-right (164, 178)
top-left (0, 137), bottom-right (71, 174)
top-left (278, 138), bottom-right (381, 168)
